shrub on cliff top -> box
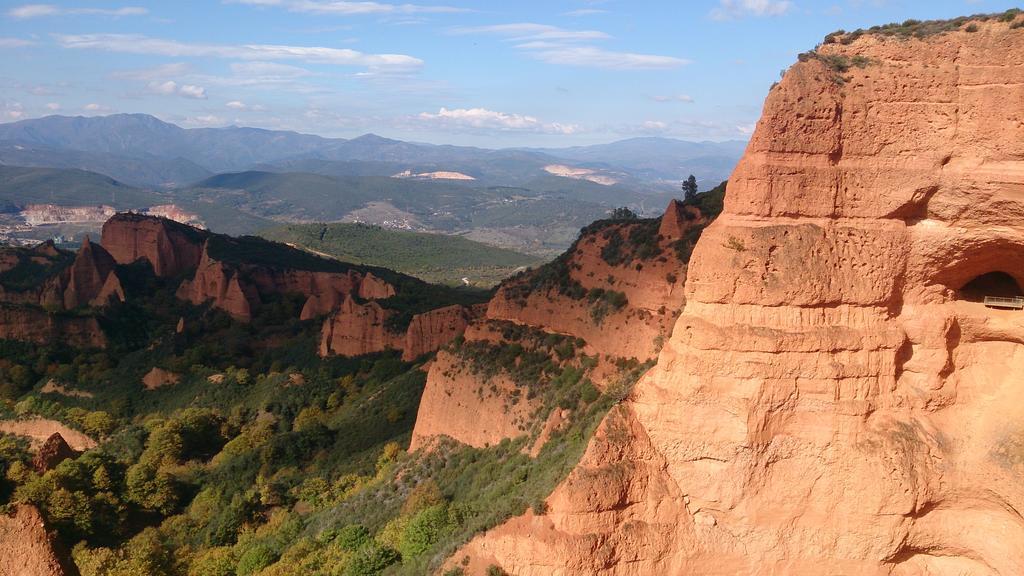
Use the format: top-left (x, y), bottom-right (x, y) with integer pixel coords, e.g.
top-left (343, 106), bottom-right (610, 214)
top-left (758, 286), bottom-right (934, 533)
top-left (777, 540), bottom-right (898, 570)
top-left (824, 11), bottom-right (1019, 43)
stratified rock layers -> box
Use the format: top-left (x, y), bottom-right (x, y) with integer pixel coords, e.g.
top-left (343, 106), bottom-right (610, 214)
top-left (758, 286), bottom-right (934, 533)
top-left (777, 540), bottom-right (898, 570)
top-left (453, 20), bottom-right (1024, 575)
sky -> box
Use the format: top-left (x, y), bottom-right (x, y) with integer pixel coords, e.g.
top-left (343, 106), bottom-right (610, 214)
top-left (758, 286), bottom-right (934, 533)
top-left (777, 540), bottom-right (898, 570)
top-left (0, 0), bottom-right (1020, 147)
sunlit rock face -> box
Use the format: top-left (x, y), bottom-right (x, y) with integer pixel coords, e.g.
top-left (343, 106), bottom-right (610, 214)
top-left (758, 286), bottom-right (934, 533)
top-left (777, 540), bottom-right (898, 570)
top-left (449, 19), bottom-right (1024, 575)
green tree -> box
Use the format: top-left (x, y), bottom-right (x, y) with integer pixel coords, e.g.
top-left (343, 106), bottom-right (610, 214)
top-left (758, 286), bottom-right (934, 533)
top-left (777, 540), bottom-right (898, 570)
top-left (682, 174), bottom-right (698, 201)
top-left (344, 543), bottom-right (399, 576)
top-left (235, 543), bottom-right (277, 576)
top-left (399, 503), bottom-right (455, 559)
top-left (609, 207), bottom-right (637, 220)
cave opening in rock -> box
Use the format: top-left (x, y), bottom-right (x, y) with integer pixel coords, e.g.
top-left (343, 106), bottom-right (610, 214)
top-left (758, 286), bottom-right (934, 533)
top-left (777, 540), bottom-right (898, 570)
top-left (958, 271), bottom-right (1024, 302)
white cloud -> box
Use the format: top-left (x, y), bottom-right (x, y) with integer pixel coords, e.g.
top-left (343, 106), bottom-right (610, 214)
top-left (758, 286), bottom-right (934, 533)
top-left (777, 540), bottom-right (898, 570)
top-left (8, 4), bottom-right (147, 19)
top-left (113, 62), bottom-right (192, 81)
top-left (711, 0), bottom-right (792, 20)
top-left (55, 34), bottom-right (423, 74)
top-left (83, 103), bottom-right (113, 113)
top-left (146, 80), bottom-right (208, 99)
top-left (0, 37), bottom-right (34, 47)
top-left (564, 8), bottom-right (608, 16)
top-left (651, 94), bottom-right (695, 103)
top-left (528, 46), bottom-right (688, 69)
top-left (45, 102), bottom-right (60, 110)
top-left (225, 100), bottom-right (266, 111)
top-left (416, 107), bottom-right (578, 134)
top-left (736, 123), bottom-right (756, 135)
top-left (1, 101), bottom-right (24, 120)
top-left (229, 0), bottom-right (466, 15)
top-left (450, 23), bottom-right (609, 42)
top-left (449, 22), bottom-right (687, 70)
top-left (230, 61), bottom-right (312, 78)
top-left (184, 114), bottom-right (227, 127)
top-left (178, 84), bottom-right (207, 99)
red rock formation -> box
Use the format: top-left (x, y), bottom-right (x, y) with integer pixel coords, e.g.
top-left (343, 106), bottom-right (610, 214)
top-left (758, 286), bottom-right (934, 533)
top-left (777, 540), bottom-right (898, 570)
top-left (318, 295), bottom-right (404, 357)
top-left (451, 17), bottom-right (1024, 575)
top-left (300, 290), bottom-right (344, 321)
top-left (410, 205), bottom-right (702, 455)
top-left (0, 504), bottom-right (77, 576)
top-left (657, 198), bottom-right (707, 240)
top-left (401, 304), bottom-right (475, 361)
top-left (176, 243), bottom-right (256, 321)
top-left (487, 215), bottom-right (691, 363)
top-left (409, 347), bottom-right (538, 451)
top-left (101, 212), bottom-right (206, 277)
top-left (358, 271), bottom-right (396, 300)
top-left (31, 433), bottom-right (78, 473)
top-left (0, 306), bottom-right (105, 348)
top-left (62, 237), bottom-right (124, 310)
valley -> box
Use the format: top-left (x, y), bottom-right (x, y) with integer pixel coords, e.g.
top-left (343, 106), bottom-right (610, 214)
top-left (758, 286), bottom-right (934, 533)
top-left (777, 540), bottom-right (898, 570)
top-left (1, 6), bottom-right (1023, 576)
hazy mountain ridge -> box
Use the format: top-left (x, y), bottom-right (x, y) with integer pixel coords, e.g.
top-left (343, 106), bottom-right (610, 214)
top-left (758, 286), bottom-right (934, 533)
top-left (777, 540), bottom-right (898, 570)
top-left (0, 114), bottom-right (744, 189)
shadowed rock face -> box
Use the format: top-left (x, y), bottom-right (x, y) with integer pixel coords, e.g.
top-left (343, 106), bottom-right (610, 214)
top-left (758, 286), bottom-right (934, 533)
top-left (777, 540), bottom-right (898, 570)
top-left (448, 19), bottom-right (1024, 575)
top-left (101, 213), bottom-right (206, 278)
top-left (32, 433), bottom-right (78, 473)
top-left (318, 295), bottom-right (404, 357)
top-left (62, 237), bottom-right (124, 310)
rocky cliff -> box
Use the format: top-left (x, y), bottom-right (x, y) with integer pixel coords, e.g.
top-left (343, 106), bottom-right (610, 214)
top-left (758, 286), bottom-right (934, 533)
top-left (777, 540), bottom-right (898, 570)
top-left (0, 239), bottom-right (117, 348)
top-left (448, 14), bottom-right (1024, 575)
top-left (487, 210), bottom-right (698, 363)
top-left (101, 212), bottom-right (207, 278)
top-left (409, 197), bottom-right (717, 453)
top-left (0, 305), bottom-right (106, 348)
top-left (318, 295), bottom-right (404, 357)
top-left (61, 237), bottom-right (124, 310)
top-left (0, 504), bottom-right (76, 576)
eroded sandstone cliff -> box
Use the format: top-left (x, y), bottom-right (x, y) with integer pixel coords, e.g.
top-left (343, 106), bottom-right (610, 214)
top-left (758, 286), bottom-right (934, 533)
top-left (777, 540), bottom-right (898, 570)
top-left (101, 212), bottom-right (207, 278)
top-left (409, 197), bottom-right (715, 453)
top-left (449, 15), bottom-right (1024, 575)
top-left (0, 504), bottom-right (76, 576)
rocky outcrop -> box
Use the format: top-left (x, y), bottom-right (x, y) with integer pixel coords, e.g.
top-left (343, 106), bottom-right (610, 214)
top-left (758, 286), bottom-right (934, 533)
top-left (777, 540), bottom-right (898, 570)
top-left (451, 16), bottom-right (1024, 575)
top-left (657, 198), bottom-right (707, 240)
top-left (142, 367), bottom-right (181, 390)
top-left (0, 305), bottom-right (105, 348)
top-left (101, 212), bottom-right (207, 277)
top-left (358, 271), bottom-right (396, 300)
top-left (409, 203), bottom-right (708, 454)
top-left (318, 296), bottom-right (404, 357)
top-left (401, 304), bottom-right (476, 361)
top-left (176, 244), bottom-right (255, 321)
top-left (318, 301), bottom-right (478, 360)
top-left (409, 346), bottom-right (538, 451)
top-left (31, 433), bottom-right (78, 473)
top-left (487, 212), bottom-right (698, 363)
top-left (175, 237), bottom-right (396, 323)
top-left (0, 504), bottom-right (77, 576)
top-left (62, 237), bottom-right (124, 310)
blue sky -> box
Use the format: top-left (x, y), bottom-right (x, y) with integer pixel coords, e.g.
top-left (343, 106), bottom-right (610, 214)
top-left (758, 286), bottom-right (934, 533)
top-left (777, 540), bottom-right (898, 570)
top-left (0, 0), bottom-right (1019, 146)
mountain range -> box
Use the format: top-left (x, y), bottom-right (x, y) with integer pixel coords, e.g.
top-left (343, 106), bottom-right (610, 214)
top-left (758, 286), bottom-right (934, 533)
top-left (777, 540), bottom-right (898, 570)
top-left (0, 114), bottom-right (744, 255)
top-left (0, 113), bottom-right (744, 189)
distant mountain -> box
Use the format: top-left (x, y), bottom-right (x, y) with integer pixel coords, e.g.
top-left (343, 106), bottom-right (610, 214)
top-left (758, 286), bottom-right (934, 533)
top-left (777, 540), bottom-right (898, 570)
top-left (0, 165), bottom-right (163, 209)
top-left (527, 137), bottom-right (748, 186)
top-left (0, 114), bottom-right (745, 190)
top-left (0, 165), bottom-right (271, 236)
top-left (0, 113), bottom-right (331, 174)
top-left (0, 141), bottom-right (212, 188)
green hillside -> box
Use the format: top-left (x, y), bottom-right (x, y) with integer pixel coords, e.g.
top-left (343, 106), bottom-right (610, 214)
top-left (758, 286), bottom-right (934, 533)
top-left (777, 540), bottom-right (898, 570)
top-left (0, 165), bottom-right (164, 209)
top-left (261, 222), bottom-right (542, 286)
